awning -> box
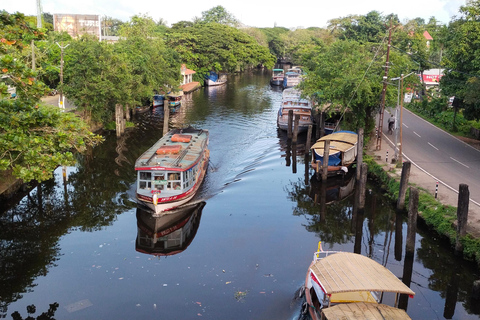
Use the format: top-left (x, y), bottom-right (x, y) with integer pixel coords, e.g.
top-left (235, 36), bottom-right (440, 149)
top-left (310, 252), bottom-right (415, 296)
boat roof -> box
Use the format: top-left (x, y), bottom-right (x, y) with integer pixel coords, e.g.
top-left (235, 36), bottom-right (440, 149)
top-left (273, 69), bottom-right (284, 72)
top-left (311, 131), bottom-right (357, 151)
top-left (310, 252), bottom-right (415, 296)
top-left (321, 302), bottom-right (412, 320)
top-left (135, 127), bottom-right (208, 171)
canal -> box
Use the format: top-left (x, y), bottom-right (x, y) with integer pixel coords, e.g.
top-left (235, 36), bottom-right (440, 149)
top-left (1, 69), bottom-right (480, 320)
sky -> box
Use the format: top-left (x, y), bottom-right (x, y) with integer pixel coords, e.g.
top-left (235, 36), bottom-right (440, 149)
top-left (2, 0), bottom-right (467, 29)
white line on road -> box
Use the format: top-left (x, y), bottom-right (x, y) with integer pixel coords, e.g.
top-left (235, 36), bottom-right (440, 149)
top-left (413, 131), bottom-right (421, 137)
top-left (450, 157), bottom-right (470, 168)
top-left (428, 142), bottom-right (439, 150)
top-left (403, 123), bottom-right (409, 128)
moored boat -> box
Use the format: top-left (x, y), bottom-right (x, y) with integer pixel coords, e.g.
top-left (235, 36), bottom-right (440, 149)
top-left (167, 90), bottom-right (184, 109)
top-left (310, 130), bottom-right (358, 176)
top-left (282, 70), bottom-right (302, 89)
top-left (135, 201), bottom-right (206, 256)
top-left (204, 71), bottom-right (227, 86)
top-left (270, 68), bottom-right (285, 86)
top-left (135, 127), bottom-right (209, 214)
top-left (152, 93), bottom-right (165, 107)
top-left (277, 88), bottom-right (313, 133)
top-left (302, 242), bottom-right (415, 320)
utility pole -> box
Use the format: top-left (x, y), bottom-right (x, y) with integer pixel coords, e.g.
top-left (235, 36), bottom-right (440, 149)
top-left (376, 22), bottom-right (393, 151)
top-left (32, 0), bottom-right (42, 71)
top-left (399, 74), bottom-right (404, 164)
top-left (56, 42), bottom-right (69, 111)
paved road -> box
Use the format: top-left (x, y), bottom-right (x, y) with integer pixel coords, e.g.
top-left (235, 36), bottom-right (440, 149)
top-left (41, 94), bottom-right (76, 111)
top-left (382, 108), bottom-right (480, 208)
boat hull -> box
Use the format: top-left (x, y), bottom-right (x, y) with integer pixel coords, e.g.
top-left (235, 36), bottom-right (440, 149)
top-left (204, 79), bottom-right (227, 86)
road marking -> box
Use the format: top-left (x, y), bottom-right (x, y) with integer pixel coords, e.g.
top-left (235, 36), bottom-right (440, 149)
top-left (413, 131), bottom-right (421, 137)
top-left (401, 153), bottom-right (480, 208)
top-left (428, 142), bottom-right (438, 150)
top-left (403, 123), bottom-right (409, 128)
top-left (450, 157), bottom-right (470, 168)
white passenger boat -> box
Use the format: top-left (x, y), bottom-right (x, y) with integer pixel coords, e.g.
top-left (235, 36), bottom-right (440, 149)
top-left (276, 88), bottom-right (313, 133)
top-left (135, 127), bottom-right (209, 214)
top-left (302, 242), bottom-right (415, 320)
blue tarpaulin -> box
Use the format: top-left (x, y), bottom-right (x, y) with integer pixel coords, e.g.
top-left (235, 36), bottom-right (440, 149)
top-left (205, 71), bottom-right (219, 82)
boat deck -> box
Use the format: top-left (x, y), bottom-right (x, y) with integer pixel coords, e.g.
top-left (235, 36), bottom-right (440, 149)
top-left (135, 128), bottom-right (209, 170)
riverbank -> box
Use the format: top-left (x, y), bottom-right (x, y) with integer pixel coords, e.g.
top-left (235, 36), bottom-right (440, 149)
top-left (366, 134), bottom-right (480, 264)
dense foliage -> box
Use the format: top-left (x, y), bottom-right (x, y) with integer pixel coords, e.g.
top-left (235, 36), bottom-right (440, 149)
top-left (0, 11), bottom-right (102, 183)
top-left (166, 22), bottom-right (275, 77)
top-left (441, 0), bottom-right (480, 120)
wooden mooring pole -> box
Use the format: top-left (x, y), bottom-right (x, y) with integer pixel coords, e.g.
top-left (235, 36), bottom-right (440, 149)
top-left (321, 140), bottom-right (330, 181)
top-left (306, 125), bottom-right (312, 153)
top-left (293, 114), bottom-right (300, 144)
top-left (455, 184), bottom-right (469, 255)
top-left (115, 104), bottom-right (122, 137)
top-left (287, 110), bottom-right (293, 140)
top-left (406, 187), bottom-right (419, 256)
top-left (358, 163), bottom-right (368, 210)
top-left (356, 128), bottom-right (364, 181)
top-left (397, 161), bottom-right (411, 211)
top-left (319, 112), bottom-right (325, 138)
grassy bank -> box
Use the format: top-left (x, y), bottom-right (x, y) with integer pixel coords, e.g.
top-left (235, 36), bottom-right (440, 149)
top-left (364, 154), bottom-right (480, 264)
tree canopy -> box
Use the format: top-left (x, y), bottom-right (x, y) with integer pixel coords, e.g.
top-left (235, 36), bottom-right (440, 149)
top-left (166, 22), bottom-right (275, 76)
top-left (441, 0), bottom-right (480, 120)
top-left (199, 6), bottom-right (239, 27)
top-left (0, 11), bottom-right (102, 183)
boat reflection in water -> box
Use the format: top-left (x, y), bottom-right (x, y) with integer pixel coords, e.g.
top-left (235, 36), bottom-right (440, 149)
top-left (135, 201), bottom-right (206, 256)
top-left (309, 171), bottom-right (356, 205)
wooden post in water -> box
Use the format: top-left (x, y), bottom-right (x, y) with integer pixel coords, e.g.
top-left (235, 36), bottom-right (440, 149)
top-left (320, 112), bottom-right (325, 138)
top-left (115, 104), bottom-right (122, 137)
top-left (287, 110), bottom-right (293, 139)
top-left (356, 128), bottom-right (364, 181)
top-left (406, 187), bottom-right (419, 256)
top-left (306, 125), bottom-right (312, 155)
top-left (163, 104), bottom-right (170, 136)
top-left (125, 104), bottom-right (131, 121)
top-left (315, 112), bottom-right (322, 139)
top-left (358, 163), bottom-right (368, 210)
top-left (293, 114), bottom-right (300, 143)
top-left (321, 140), bottom-right (330, 181)
top-left (455, 184), bottom-right (469, 255)
top-left (292, 142), bottom-right (297, 174)
top-left (397, 161), bottom-right (411, 211)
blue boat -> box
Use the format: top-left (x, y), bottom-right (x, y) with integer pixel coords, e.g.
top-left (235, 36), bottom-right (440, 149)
top-left (204, 71), bottom-right (227, 86)
top-left (152, 94), bottom-right (165, 107)
top-left (310, 131), bottom-right (358, 176)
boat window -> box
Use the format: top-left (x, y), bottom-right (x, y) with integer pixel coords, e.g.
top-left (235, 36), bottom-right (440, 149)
top-left (138, 171), bottom-right (152, 190)
top-left (166, 171), bottom-right (182, 190)
top-left (139, 181), bottom-right (151, 190)
top-left (140, 172), bottom-right (151, 180)
top-left (168, 173), bottom-right (180, 180)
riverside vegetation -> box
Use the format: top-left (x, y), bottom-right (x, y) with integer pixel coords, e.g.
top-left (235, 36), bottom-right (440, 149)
top-left (3, 3), bottom-right (480, 262)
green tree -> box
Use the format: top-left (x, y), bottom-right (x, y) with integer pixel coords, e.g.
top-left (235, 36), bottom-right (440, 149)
top-left (101, 16), bottom-right (125, 36)
top-left (62, 35), bottom-right (130, 124)
top-left (300, 39), bottom-right (414, 131)
top-left (199, 6), bottom-right (239, 27)
top-left (441, 0), bottom-right (480, 120)
top-left (327, 11), bottom-right (388, 43)
top-left (116, 14), bottom-right (181, 103)
top-left (0, 11), bottom-right (102, 183)
top-left (166, 22), bottom-right (275, 76)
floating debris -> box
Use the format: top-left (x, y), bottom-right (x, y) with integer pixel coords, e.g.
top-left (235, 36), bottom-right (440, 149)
top-left (64, 299), bottom-right (93, 313)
